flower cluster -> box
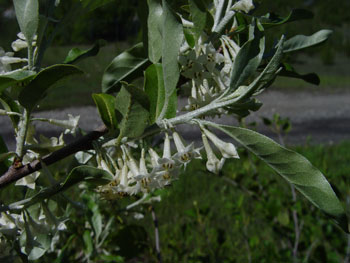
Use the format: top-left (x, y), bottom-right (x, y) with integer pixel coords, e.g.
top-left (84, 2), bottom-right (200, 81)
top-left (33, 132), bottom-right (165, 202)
top-left (179, 35), bottom-right (242, 116)
top-left (97, 128), bottom-right (202, 198)
top-left (96, 124), bottom-right (239, 199)
top-left (0, 32), bottom-right (36, 75)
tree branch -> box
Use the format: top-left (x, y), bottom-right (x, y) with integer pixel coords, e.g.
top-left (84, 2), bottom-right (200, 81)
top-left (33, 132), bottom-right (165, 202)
top-left (0, 125), bottom-right (108, 189)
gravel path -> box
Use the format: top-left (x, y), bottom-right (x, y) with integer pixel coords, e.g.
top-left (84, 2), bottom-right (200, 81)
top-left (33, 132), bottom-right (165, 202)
top-left (1, 90), bottom-right (350, 150)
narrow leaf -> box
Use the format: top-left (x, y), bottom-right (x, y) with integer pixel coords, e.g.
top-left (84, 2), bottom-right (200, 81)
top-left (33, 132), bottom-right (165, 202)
top-left (83, 230), bottom-right (93, 256)
top-left (115, 85), bottom-right (150, 139)
top-left (102, 43), bottom-right (150, 93)
top-left (229, 22), bottom-right (265, 92)
top-left (202, 120), bottom-right (348, 232)
top-left (92, 93), bottom-right (118, 130)
top-left (18, 64), bottom-right (83, 110)
top-left (144, 63), bottom-right (177, 123)
top-left (159, 0), bottom-right (183, 120)
top-left (0, 92), bottom-right (21, 129)
top-left (147, 0), bottom-right (163, 63)
top-left (64, 40), bottom-right (107, 64)
top-left (189, 0), bottom-right (207, 42)
top-left (13, 0), bottom-right (39, 43)
top-left (232, 36), bottom-right (284, 101)
top-left (259, 9), bottom-right (314, 28)
top-left (278, 62), bottom-right (320, 85)
top-left (283, 29), bottom-right (333, 53)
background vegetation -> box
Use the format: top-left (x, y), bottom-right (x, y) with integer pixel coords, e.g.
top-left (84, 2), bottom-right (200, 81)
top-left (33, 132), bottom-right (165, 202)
top-left (1, 0), bottom-right (350, 262)
top-left (1, 0), bottom-right (350, 110)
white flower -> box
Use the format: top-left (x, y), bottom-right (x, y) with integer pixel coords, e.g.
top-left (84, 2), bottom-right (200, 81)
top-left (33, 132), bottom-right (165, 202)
top-left (0, 212), bottom-right (20, 236)
top-left (202, 43), bottom-right (224, 72)
top-left (231, 0), bottom-right (254, 13)
top-left (0, 47), bottom-right (27, 74)
top-left (133, 213), bottom-right (144, 220)
top-left (11, 39), bottom-right (28, 52)
top-left (134, 149), bottom-right (160, 192)
top-left (47, 114), bottom-right (80, 135)
top-left (15, 172), bottom-right (40, 189)
top-left (156, 132), bottom-right (177, 174)
top-left (96, 154), bottom-right (114, 176)
top-left (15, 150), bottom-right (40, 189)
top-left (172, 130), bottom-right (201, 167)
top-left (202, 132), bottom-right (225, 174)
top-left (11, 32), bottom-right (37, 52)
top-left (202, 127), bottom-right (239, 159)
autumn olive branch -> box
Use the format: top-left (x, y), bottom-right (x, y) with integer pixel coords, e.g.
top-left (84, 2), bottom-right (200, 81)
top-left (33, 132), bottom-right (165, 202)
top-left (0, 125), bottom-right (108, 189)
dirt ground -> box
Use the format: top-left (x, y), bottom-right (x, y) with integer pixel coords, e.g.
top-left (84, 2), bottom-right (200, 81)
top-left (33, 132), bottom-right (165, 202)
top-left (1, 90), bottom-right (350, 150)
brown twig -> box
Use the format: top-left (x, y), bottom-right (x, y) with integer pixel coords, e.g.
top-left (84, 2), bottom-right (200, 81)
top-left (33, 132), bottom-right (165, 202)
top-left (0, 125), bottom-right (108, 189)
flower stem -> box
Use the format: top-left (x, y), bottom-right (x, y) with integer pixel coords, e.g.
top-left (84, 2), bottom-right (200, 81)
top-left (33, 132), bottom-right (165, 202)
top-left (15, 109), bottom-right (30, 158)
top-left (27, 44), bottom-right (34, 70)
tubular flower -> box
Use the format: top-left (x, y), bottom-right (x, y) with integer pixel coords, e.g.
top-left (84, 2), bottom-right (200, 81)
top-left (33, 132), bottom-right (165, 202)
top-left (47, 114), bottom-right (80, 135)
top-left (201, 132), bottom-right (225, 174)
top-left (0, 47), bottom-right (27, 74)
top-left (134, 149), bottom-right (160, 192)
top-left (172, 129), bottom-right (201, 167)
top-left (156, 132), bottom-right (179, 180)
top-left (201, 127), bottom-right (239, 159)
top-left (231, 0), bottom-right (254, 13)
top-left (11, 32), bottom-right (37, 52)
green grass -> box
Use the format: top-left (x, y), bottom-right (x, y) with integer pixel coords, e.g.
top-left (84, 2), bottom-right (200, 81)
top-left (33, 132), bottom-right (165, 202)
top-left (8, 140), bottom-right (350, 262)
top-left (134, 141), bottom-right (350, 262)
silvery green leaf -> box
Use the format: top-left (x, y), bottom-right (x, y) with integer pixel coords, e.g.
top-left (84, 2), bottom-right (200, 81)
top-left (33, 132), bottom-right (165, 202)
top-left (144, 63), bottom-right (177, 123)
top-left (92, 93), bottom-right (118, 130)
top-left (147, 0), bottom-right (163, 63)
top-left (189, 0), bottom-right (207, 42)
top-left (229, 22), bottom-right (265, 93)
top-left (201, 120), bottom-right (349, 233)
top-left (228, 35), bottom-right (284, 101)
top-left (283, 29), bottom-right (332, 53)
top-left (13, 0), bottom-right (39, 44)
top-left (115, 85), bottom-right (150, 138)
top-left (158, 0), bottom-right (183, 120)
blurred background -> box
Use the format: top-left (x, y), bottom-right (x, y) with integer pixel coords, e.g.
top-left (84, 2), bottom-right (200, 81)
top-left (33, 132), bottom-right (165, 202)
top-left (1, 0), bottom-right (350, 262)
